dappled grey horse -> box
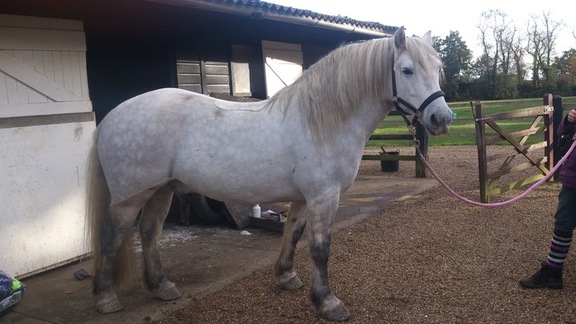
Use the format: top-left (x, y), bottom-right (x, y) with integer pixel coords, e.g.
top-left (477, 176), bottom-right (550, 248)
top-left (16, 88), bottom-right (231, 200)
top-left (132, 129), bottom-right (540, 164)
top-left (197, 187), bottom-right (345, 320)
top-left (87, 27), bottom-right (452, 321)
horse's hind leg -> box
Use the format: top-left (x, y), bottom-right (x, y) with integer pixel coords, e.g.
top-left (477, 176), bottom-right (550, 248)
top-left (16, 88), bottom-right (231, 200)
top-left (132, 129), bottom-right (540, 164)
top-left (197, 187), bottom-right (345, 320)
top-left (139, 186), bottom-right (182, 301)
top-left (275, 201), bottom-right (307, 290)
top-left (94, 201), bottom-right (143, 313)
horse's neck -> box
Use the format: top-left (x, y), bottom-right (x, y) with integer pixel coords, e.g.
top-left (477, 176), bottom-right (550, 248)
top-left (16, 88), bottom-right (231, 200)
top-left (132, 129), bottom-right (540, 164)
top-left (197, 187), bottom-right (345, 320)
top-left (349, 99), bottom-right (395, 141)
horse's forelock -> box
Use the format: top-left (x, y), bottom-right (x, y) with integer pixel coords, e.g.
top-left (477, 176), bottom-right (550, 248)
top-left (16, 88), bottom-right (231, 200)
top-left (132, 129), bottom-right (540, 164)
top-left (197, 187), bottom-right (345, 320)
top-left (404, 36), bottom-right (442, 78)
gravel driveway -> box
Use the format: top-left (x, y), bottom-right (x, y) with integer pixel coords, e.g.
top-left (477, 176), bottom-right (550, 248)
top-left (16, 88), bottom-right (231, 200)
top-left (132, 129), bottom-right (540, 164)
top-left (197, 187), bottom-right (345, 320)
top-left (156, 146), bottom-right (575, 323)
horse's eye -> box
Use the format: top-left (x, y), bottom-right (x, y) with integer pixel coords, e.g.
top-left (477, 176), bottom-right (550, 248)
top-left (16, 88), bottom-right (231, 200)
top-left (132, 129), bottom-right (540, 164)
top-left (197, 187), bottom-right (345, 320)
top-left (401, 68), bottom-right (413, 75)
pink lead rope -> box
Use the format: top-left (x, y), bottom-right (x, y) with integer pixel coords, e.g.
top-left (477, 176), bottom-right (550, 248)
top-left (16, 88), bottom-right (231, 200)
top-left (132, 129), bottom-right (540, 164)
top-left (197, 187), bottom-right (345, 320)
top-left (416, 140), bottom-right (576, 207)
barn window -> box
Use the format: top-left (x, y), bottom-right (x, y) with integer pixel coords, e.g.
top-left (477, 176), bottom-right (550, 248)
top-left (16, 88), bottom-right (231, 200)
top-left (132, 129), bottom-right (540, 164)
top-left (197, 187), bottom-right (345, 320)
top-left (176, 59), bottom-right (231, 95)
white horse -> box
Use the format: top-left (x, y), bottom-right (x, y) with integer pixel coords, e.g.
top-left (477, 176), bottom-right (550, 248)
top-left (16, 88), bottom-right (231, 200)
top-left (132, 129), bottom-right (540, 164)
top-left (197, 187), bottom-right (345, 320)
top-left (87, 27), bottom-right (452, 321)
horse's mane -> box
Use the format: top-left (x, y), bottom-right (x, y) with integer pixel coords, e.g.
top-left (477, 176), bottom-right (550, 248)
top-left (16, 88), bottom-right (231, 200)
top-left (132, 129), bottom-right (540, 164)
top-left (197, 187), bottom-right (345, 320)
top-left (265, 35), bottom-right (440, 143)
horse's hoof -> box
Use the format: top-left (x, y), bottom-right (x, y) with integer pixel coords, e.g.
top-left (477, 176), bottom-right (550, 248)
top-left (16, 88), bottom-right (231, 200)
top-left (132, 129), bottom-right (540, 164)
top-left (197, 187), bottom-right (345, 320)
top-left (278, 272), bottom-right (303, 291)
top-left (319, 297), bottom-right (350, 321)
top-left (154, 280), bottom-right (182, 301)
top-left (96, 293), bottom-right (125, 314)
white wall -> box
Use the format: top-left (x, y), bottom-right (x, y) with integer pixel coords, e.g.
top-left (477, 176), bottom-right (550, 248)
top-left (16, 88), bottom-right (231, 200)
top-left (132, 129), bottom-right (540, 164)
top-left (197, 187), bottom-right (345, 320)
top-left (0, 14), bottom-right (96, 278)
top-left (0, 117), bottom-right (95, 277)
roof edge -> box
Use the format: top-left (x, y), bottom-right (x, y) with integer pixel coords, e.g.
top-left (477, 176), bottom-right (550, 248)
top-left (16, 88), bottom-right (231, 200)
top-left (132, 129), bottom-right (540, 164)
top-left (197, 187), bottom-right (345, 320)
top-left (146, 0), bottom-right (398, 37)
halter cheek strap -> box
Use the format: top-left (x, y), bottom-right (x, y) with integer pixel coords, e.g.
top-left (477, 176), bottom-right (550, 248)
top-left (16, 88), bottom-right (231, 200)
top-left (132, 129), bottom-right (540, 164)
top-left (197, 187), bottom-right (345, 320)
top-left (391, 56), bottom-right (445, 127)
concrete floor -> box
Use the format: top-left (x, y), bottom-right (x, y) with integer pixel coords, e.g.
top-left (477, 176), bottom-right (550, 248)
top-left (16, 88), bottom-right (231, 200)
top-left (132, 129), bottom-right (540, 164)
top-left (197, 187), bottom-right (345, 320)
top-left (1, 174), bottom-right (437, 324)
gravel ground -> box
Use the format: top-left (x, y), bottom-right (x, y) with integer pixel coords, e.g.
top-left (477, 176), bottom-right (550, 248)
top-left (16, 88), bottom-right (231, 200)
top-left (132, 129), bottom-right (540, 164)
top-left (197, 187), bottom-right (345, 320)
top-left (156, 146), bottom-right (576, 324)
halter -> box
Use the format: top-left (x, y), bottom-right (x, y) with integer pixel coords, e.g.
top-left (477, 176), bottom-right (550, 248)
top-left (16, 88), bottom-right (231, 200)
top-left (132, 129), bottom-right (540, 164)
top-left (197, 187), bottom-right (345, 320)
top-left (391, 55), bottom-right (445, 129)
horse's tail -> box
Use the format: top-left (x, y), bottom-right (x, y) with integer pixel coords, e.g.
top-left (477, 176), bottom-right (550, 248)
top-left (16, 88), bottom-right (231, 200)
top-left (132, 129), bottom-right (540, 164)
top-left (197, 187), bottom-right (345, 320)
top-left (86, 125), bottom-right (136, 288)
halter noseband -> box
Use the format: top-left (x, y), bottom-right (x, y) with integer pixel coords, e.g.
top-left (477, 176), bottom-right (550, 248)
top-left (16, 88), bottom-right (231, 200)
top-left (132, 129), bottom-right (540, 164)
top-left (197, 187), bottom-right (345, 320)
top-left (391, 55), bottom-right (445, 127)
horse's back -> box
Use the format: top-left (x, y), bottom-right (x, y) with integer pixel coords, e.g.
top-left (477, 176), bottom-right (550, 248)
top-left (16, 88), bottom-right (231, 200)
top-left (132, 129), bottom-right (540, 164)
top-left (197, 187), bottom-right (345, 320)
top-left (96, 88), bottom-right (295, 203)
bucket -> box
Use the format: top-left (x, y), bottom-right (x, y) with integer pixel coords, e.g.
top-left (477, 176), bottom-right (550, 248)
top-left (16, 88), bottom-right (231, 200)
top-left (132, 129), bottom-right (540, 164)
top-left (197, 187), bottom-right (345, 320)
top-left (380, 149), bottom-right (400, 172)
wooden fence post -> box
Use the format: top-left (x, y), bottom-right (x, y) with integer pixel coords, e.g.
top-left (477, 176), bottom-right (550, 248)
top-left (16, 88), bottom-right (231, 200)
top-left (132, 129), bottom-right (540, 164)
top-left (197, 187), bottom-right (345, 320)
top-left (473, 102), bottom-right (489, 203)
top-left (543, 94), bottom-right (554, 177)
top-left (415, 122), bottom-right (428, 178)
top-left (553, 95), bottom-right (564, 181)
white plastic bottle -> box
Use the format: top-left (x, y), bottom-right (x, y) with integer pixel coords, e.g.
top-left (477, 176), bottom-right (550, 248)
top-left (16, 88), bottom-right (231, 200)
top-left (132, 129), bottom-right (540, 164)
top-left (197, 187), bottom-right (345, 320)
top-left (253, 204), bottom-right (261, 218)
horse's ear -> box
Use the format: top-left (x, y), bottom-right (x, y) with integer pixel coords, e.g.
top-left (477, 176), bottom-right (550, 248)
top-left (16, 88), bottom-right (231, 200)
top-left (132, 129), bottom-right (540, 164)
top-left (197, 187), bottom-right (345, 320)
top-left (422, 31), bottom-right (433, 45)
top-left (394, 26), bottom-right (406, 51)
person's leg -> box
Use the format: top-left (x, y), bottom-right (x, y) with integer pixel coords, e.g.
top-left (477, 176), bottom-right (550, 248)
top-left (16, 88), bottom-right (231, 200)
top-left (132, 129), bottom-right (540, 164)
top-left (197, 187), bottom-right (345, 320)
top-left (519, 186), bottom-right (576, 289)
top-left (545, 229), bottom-right (573, 270)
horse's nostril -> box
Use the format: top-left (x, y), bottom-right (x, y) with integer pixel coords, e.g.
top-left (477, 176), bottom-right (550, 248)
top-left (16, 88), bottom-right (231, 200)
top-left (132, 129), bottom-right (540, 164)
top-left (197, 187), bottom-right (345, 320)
top-left (431, 113), bottom-right (452, 127)
top-left (430, 113), bottom-right (439, 126)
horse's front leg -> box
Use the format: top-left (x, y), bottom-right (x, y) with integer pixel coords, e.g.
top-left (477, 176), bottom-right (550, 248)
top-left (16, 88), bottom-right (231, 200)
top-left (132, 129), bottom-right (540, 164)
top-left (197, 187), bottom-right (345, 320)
top-left (275, 201), bottom-right (307, 290)
top-left (307, 188), bottom-right (350, 321)
top-left (139, 186), bottom-right (182, 301)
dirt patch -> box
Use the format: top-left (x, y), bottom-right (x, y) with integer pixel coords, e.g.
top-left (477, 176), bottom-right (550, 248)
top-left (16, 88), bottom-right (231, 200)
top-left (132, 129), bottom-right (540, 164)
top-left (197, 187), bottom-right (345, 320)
top-left (156, 146), bottom-right (576, 323)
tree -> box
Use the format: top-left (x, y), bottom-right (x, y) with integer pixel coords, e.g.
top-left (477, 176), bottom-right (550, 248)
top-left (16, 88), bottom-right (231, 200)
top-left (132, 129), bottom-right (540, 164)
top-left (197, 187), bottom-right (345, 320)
top-left (511, 36), bottom-right (527, 84)
top-left (554, 49), bottom-right (576, 95)
top-left (476, 9), bottom-right (520, 99)
top-left (526, 11), bottom-right (564, 87)
top-left (433, 31), bottom-right (472, 101)
top-left (556, 49), bottom-right (576, 83)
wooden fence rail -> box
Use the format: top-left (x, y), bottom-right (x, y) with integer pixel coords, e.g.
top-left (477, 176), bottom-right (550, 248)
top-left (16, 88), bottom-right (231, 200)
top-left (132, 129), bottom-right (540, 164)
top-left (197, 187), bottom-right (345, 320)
top-left (474, 94), bottom-right (556, 203)
top-left (363, 95), bottom-right (568, 200)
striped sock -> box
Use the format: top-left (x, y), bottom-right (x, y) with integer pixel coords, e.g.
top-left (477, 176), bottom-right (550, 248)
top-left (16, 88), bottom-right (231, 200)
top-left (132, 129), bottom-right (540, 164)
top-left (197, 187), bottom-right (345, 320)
top-left (546, 229), bottom-right (573, 270)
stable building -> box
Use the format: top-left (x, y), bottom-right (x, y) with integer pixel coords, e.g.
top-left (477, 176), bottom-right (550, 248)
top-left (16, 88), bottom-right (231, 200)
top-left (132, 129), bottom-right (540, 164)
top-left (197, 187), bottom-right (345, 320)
top-left (0, 0), bottom-right (397, 278)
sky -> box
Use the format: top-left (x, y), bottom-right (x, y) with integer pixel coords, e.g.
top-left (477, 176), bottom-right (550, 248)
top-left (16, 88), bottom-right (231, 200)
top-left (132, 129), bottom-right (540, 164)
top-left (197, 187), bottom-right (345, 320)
top-left (269, 0), bottom-right (576, 59)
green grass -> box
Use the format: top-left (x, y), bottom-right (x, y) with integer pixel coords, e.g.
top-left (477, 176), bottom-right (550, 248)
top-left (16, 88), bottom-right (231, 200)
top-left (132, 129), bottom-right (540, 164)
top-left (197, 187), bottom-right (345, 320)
top-left (366, 96), bottom-right (574, 147)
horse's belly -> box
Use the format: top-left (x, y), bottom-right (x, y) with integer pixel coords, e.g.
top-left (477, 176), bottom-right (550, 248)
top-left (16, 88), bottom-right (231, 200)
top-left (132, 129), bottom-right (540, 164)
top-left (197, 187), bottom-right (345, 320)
top-left (172, 157), bottom-right (304, 204)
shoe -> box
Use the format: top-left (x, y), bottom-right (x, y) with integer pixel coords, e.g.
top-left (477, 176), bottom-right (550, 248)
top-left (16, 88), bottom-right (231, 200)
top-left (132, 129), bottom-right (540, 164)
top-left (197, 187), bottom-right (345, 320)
top-left (519, 262), bottom-right (563, 289)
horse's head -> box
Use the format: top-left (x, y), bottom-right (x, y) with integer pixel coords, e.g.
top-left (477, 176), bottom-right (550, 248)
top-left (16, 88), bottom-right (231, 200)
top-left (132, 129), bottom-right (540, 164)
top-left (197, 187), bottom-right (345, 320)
top-left (391, 27), bottom-right (452, 135)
